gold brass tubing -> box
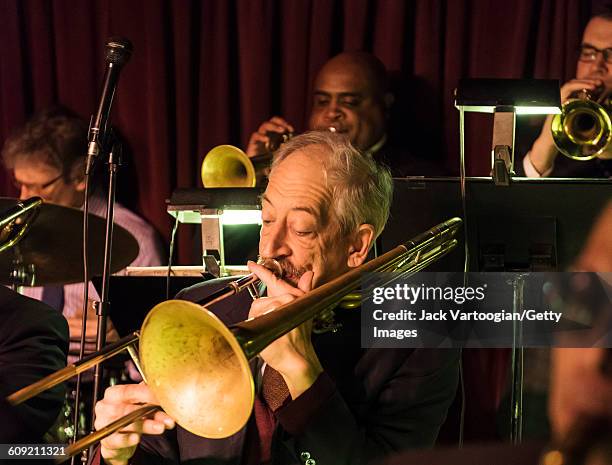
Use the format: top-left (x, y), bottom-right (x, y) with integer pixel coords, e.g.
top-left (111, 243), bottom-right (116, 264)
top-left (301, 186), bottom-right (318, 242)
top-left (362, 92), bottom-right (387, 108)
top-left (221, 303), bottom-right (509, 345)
top-left (7, 332), bottom-right (139, 405)
top-left (127, 345), bottom-right (147, 384)
top-left (231, 218), bottom-right (462, 360)
top-left (58, 404), bottom-right (160, 463)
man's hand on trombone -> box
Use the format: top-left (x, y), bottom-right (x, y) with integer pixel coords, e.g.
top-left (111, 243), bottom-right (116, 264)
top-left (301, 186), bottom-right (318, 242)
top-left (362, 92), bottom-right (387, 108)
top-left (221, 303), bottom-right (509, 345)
top-left (95, 383), bottom-right (175, 465)
top-left (247, 260), bottom-right (324, 400)
top-left (94, 261), bottom-right (323, 464)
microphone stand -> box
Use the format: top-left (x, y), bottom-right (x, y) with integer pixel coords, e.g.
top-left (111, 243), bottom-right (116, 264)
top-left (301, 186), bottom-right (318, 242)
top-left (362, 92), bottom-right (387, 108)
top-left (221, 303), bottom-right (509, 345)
top-left (71, 135), bottom-right (122, 465)
top-left (71, 157), bottom-right (94, 465)
top-left (70, 38), bottom-right (131, 464)
top-left (91, 137), bottom-right (122, 420)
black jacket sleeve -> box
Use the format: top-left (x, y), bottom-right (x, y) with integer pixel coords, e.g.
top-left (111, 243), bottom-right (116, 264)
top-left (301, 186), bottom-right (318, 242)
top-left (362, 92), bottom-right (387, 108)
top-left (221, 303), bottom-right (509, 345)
top-left (0, 287), bottom-right (69, 442)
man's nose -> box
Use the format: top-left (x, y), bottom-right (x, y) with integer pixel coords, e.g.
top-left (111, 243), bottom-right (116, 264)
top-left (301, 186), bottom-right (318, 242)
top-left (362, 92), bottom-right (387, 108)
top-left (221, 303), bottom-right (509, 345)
top-left (19, 186), bottom-right (32, 200)
top-left (260, 223), bottom-right (290, 258)
top-left (324, 99), bottom-right (343, 120)
top-left (588, 53), bottom-right (608, 74)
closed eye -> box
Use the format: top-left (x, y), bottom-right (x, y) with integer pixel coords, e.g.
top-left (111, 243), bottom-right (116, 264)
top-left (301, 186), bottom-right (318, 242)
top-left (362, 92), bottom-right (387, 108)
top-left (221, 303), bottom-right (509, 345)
top-left (340, 97), bottom-right (361, 107)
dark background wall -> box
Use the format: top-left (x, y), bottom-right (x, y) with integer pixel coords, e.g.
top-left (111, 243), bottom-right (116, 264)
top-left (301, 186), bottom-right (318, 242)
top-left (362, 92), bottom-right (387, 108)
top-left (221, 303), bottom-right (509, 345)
top-left (0, 0), bottom-right (606, 262)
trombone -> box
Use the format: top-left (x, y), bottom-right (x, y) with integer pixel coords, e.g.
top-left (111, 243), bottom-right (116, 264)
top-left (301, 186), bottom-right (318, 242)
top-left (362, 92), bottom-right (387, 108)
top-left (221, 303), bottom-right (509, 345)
top-left (8, 217), bottom-right (462, 460)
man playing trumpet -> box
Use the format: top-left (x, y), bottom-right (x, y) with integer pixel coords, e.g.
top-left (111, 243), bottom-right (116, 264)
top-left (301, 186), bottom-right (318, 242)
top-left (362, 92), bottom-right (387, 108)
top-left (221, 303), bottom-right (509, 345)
top-left (246, 52), bottom-right (445, 177)
top-left (523, 9), bottom-right (612, 178)
top-left (93, 131), bottom-right (459, 465)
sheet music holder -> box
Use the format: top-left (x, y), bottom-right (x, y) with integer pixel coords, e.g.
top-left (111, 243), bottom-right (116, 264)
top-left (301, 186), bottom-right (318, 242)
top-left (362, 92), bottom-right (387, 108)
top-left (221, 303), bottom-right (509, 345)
top-left (380, 177), bottom-right (612, 271)
top-left (92, 274), bottom-right (205, 337)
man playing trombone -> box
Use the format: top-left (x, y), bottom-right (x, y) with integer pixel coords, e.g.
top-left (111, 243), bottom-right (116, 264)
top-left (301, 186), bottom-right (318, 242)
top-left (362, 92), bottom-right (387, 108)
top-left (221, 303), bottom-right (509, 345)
top-left (93, 131), bottom-right (460, 465)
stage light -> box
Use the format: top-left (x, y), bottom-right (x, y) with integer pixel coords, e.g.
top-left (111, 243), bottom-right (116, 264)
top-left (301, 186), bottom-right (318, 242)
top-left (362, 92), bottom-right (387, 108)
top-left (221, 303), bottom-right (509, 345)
top-left (455, 78), bottom-right (561, 185)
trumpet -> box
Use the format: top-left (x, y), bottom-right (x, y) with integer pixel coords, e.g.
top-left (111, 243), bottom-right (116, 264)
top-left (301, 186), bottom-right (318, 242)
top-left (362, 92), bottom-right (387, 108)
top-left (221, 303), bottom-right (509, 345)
top-left (7, 217), bottom-right (462, 461)
top-left (552, 88), bottom-right (612, 161)
top-left (201, 145), bottom-right (257, 188)
top-left (201, 131), bottom-right (292, 188)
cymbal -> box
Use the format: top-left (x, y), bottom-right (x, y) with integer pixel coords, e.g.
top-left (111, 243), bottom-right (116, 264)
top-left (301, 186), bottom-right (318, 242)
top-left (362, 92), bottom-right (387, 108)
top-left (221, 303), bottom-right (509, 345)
top-left (0, 198), bottom-right (139, 286)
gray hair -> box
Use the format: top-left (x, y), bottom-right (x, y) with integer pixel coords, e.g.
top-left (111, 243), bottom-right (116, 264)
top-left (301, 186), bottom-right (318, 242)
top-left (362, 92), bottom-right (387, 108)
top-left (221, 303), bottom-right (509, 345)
top-left (271, 130), bottom-right (393, 240)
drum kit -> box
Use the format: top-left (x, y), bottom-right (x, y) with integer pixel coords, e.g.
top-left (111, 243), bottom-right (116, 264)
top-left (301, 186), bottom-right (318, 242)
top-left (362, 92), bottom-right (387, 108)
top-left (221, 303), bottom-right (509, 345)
top-left (0, 197), bottom-right (138, 288)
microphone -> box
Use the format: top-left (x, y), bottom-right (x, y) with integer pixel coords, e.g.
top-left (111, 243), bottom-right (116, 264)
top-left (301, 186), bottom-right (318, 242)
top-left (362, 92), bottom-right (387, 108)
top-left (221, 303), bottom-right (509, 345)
top-left (0, 197), bottom-right (42, 229)
top-left (87, 37), bottom-right (133, 169)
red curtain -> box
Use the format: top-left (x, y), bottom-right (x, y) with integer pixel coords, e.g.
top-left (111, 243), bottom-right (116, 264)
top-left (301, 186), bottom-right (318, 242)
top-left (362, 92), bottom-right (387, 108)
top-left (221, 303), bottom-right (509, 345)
top-left (0, 0), bottom-right (607, 443)
top-left (0, 0), bottom-right (604, 261)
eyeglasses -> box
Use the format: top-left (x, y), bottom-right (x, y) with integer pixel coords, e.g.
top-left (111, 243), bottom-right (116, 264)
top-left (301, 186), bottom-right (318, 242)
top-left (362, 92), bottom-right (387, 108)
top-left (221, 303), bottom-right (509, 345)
top-left (12, 173), bottom-right (64, 193)
top-left (578, 45), bottom-right (612, 64)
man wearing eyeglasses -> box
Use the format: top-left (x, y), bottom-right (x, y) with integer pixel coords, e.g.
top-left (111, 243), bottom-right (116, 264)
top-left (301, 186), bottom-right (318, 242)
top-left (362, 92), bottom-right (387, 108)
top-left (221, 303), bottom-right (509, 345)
top-left (523, 10), bottom-right (612, 178)
top-left (1, 106), bottom-right (164, 371)
top-left (6, 111), bottom-right (90, 207)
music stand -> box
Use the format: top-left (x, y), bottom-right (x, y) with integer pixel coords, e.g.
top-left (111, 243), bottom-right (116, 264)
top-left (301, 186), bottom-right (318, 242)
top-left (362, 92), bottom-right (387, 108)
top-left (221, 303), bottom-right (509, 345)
top-left (380, 177), bottom-right (611, 272)
top-left (380, 175), bottom-right (612, 442)
top-left (92, 275), bottom-right (205, 337)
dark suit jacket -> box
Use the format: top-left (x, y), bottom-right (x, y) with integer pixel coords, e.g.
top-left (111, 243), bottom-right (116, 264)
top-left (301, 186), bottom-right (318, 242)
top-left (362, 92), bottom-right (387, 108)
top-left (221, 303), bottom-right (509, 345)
top-left (118, 277), bottom-right (460, 465)
top-left (0, 286), bottom-right (69, 442)
top-left (374, 140), bottom-right (451, 178)
top-left (374, 440), bottom-right (546, 465)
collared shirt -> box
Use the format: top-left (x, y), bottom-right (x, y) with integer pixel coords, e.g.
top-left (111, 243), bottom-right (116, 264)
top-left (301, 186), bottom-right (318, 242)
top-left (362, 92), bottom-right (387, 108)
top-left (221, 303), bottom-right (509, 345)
top-left (363, 134), bottom-right (388, 158)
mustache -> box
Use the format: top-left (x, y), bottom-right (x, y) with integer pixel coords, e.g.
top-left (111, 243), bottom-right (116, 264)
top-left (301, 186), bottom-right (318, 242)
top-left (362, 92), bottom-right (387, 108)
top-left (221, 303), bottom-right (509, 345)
top-left (258, 256), bottom-right (309, 281)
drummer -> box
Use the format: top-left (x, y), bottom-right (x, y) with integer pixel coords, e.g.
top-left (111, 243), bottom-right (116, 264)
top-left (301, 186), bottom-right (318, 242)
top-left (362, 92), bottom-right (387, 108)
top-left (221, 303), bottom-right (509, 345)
top-left (1, 106), bottom-right (164, 360)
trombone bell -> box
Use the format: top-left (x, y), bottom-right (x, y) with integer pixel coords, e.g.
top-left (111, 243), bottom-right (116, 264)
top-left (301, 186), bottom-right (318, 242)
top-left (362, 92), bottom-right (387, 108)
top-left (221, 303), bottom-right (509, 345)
top-left (140, 299), bottom-right (254, 438)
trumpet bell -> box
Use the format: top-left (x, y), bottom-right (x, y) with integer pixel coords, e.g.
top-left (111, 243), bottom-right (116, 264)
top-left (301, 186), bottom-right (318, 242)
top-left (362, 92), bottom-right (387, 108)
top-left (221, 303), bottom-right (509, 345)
top-left (201, 145), bottom-right (256, 188)
top-left (552, 98), bottom-right (612, 160)
top-left (140, 299), bottom-right (254, 438)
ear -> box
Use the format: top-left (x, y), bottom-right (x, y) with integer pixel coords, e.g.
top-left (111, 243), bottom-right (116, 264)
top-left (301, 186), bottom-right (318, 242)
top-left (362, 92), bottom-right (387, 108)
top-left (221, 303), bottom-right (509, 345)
top-left (346, 224), bottom-right (376, 268)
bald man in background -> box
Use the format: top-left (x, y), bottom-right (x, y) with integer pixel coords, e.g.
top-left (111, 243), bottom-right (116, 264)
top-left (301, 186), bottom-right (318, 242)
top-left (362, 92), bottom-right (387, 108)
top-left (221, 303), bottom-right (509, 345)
top-left (247, 51), bottom-right (445, 177)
